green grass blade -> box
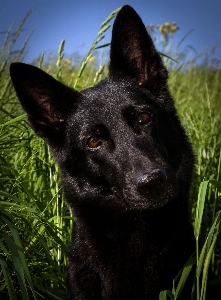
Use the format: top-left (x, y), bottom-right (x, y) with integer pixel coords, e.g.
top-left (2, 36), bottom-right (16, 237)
top-left (1, 232), bottom-right (29, 299)
top-left (0, 258), bottom-right (17, 300)
top-left (200, 230), bottom-right (218, 300)
top-left (98, 24), bottom-right (111, 36)
top-left (197, 210), bottom-right (221, 278)
top-left (0, 191), bottom-right (38, 213)
top-left (2, 210), bottom-right (37, 299)
top-left (33, 284), bottom-right (65, 300)
top-left (194, 180), bottom-right (209, 239)
top-left (74, 7), bottom-right (120, 87)
top-left (0, 114), bottom-right (26, 127)
top-left (38, 52), bottom-right (44, 68)
top-left (56, 39), bottom-right (65, 81)
top-left (159, 290), bottom-right (174, 299)
top-left (94, 42), bottom-right (111, 50)
top-left (175, 256), bottom-right (195, 299)
top-left (5, 9), bottom-right (34, 60)
top-left (209, 179), bottom-right (221, 192)
top-left (100, 7), bottom-right (121, 28)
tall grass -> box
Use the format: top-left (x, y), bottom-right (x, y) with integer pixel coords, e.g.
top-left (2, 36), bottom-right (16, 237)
top-left (160, 37), bottom-right (221, 299)
top-left (0, 8), bottom-right (221, 299)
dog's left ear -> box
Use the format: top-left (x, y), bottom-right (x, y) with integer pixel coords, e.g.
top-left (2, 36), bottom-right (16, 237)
top-left (109, 5), bottom-right (168, 87)
top-left (10, 63), bottom-right (81, 139)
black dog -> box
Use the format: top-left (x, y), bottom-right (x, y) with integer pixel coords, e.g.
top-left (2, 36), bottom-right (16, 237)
top-left (10, 5), bottom-right (195, 299)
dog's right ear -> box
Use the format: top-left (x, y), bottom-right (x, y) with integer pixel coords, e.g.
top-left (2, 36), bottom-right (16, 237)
top-left (109, 5), bottom-right (168, 88)
top-left (10, 63), bottom-right (81, 139)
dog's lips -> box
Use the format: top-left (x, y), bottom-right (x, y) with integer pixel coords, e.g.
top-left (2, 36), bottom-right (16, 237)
top-left (100, 186), bottom-right (117, 196)
top-left (124, 191), bottom-right (177, 210)
top-left (99, 184), bottom-right (179, 211)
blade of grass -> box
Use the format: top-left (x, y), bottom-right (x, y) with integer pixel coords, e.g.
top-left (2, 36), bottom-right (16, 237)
top-left (194, 180), bottom-right (209, 239)
top-left (174, 256), bottom-right (195, 299)
top-left (2, 209), bottom-right (37, 299)
top-left (194, 180), bottom-right (208, 300)
top-left (0, 258), bottom-right (17, 300)
top-left (159, 290), bottom-right (174, 299)
top-left (200, 229), bottom-right (218, 300)
top-left (0, 114), bottom-right (26, 127)
top-left (74, 7), bottom-right (120, 87)
top-left (197, 210), bottom-right (221, 278)
top-left (1, 232), bottom-right (29, 299)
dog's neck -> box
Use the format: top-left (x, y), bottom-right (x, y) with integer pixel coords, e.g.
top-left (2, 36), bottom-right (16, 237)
top-left (71, 200), bottom-right (193, 299)
top-left (74, 198), bottom-right (190, 247)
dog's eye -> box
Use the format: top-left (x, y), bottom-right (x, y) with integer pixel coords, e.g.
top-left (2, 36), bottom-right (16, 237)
top-left (87, 137), bottom-right (101, 148)
top-left (138, 112), bottom-right (150, 124)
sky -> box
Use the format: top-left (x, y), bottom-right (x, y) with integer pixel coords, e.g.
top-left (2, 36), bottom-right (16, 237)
top-left (1, 0), bottom-right (221, 64)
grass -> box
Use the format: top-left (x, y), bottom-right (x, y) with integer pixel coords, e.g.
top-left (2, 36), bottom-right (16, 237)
top-left (0, 8), bottom-right (221, 300)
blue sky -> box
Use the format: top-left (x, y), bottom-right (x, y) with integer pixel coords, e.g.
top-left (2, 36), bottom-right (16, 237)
top-left (1, 0), bottom-right (221, 64)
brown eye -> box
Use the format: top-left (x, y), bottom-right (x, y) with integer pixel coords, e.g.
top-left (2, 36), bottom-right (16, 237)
top-left (138, 112), bottom-right (150, 124)
top-left (87, 137), bottom-right (101, 148)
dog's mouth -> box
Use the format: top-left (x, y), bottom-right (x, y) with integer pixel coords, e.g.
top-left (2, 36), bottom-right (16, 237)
top-left (100, 186), bottom-right (117, 196)
top-left (94, 168), bottom-right (178, 211)
top-left (68, 165), bottom-right (179, 211)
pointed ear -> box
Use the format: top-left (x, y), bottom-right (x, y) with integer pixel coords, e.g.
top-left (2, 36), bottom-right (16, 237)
top-left (109, 5), bottom-right (168, 87)
top-left (10, 63), bottom-right (80, 139)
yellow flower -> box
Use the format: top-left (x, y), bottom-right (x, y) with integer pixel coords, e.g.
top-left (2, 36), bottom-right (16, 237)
top-left (89, 57), bottom-right (95, 62)
top-left (169, 26), bottom-right (177, 32)
top-left (164, 22), bottom-right (170, 27)
top-left (159, 25), bottom-right (164, 33)
top-left (71, 73), bottom-right (76, 78)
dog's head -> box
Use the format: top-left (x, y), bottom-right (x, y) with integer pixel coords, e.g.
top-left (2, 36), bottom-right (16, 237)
top-left (10, 6), bottom-right (194, 212)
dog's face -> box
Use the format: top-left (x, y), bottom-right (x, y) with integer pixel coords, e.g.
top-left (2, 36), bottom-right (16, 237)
top-left (63, 81), bottom-right (181, 211)
top-left (10, 6), bottom-right (194, 213)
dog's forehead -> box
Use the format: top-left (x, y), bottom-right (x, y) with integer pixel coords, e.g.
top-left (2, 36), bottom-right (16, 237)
top-left (66, 80), bottom-right (158, 135)
top-left (78, 80), bottom-right (153, 116)
top-left (82, 82), bottom-right (129, 109)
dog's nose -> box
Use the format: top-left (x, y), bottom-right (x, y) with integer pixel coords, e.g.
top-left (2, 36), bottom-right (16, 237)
top-left (136, 169), bottom-right (167, 194)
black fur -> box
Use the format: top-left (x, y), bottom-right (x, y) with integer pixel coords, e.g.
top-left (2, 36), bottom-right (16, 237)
top-left (10, 5), bottom-right (195, 299)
